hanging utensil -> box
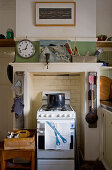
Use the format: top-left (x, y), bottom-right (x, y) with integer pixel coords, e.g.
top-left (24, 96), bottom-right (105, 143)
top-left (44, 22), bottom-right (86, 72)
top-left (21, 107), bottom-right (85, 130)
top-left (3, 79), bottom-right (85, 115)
top-left (45, 53), bottom-right (50, 69)
top-left (86, 75), bottom-right (98, 124)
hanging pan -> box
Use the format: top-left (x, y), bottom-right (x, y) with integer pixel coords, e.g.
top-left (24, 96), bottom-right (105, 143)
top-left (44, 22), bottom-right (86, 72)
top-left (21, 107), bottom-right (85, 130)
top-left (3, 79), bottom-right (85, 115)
top-left (7, 65), bottom-right (13, 83)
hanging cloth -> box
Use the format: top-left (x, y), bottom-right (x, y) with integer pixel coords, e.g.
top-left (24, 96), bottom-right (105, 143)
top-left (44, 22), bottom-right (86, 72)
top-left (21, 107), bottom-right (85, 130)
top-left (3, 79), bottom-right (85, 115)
top-left (11, 97), bottom-right (24, 118)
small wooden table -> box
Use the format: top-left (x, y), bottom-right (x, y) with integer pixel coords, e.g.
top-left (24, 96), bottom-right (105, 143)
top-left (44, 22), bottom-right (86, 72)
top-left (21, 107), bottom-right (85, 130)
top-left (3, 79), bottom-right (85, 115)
top-left (0, 142), bottom-right (35, 170)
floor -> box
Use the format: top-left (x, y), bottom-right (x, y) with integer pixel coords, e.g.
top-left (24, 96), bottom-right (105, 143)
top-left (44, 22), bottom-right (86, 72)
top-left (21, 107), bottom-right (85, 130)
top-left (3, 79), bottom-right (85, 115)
top-left (77, 149), bottom-right (106, 170)
top-left (0, 160), bottom-right (106, 170)
top-left (79, 160), bottom-right (106, 170)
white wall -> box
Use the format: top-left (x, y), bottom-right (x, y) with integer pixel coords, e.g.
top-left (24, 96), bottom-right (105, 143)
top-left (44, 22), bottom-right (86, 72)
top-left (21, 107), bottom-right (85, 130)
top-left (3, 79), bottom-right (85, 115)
top-left (16, 0), bottom-right (96, 39)
top-left (0, 0), bottom-right (112, 39)
top-left (0, 48), bottom-right (14, 141)
top-left (96, 0), bottom-right (112, 37)
top-left (0, 0), bottom-right (16, 36)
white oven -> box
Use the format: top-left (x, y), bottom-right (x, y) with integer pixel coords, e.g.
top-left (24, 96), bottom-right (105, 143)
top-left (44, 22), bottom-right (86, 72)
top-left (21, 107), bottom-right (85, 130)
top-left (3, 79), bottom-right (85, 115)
top-left (36, 91), bottom-right (76, 170)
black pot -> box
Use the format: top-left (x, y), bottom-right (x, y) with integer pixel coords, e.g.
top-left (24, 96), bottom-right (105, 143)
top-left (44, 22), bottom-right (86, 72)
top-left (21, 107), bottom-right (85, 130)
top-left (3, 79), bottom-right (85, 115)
top-left (46, 93), bottom-right (65, 108)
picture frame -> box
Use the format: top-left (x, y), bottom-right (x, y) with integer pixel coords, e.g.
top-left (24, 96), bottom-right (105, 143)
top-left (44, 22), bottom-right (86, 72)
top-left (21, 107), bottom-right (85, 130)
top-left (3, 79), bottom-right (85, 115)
top-left (35, 2), bottom-right (76, 26)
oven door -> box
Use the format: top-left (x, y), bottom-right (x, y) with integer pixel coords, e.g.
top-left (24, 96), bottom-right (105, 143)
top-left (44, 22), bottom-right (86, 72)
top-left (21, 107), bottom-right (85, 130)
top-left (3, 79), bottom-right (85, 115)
top-left (37, 119), bottom-right (75, 159)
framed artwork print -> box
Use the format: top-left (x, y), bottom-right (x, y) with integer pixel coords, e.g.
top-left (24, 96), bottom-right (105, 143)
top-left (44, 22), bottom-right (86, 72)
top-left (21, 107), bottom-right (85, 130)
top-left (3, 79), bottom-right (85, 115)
top-left (39, 40), bottom-right (72, 63)
top-left (35, 2), bottom-right (76, 26)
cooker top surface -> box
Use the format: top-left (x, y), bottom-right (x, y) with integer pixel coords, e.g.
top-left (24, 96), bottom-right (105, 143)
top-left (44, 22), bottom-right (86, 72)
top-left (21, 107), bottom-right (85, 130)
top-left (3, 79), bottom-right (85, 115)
top-left (39, 104), bottom-right (73, 112)
top-left (37, 104), bottom-right (76, 119)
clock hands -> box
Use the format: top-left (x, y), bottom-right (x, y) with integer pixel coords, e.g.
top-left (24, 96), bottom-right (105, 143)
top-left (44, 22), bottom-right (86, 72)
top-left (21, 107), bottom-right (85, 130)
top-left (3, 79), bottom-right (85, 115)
top-left (25, 44), bottom-right (28, 50)
top-left (22, 44), bottom-right (28, 50)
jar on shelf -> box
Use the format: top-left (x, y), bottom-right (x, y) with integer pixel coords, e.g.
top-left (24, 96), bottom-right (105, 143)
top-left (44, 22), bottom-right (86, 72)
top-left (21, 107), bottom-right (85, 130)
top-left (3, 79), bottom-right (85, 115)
top-left (6, 28), bottom-right (14, 39)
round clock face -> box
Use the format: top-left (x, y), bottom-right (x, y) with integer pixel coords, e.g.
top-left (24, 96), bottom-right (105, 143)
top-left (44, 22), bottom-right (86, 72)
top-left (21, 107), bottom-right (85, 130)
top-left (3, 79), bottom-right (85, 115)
top-left (17, 39), bottom-right (35, 58)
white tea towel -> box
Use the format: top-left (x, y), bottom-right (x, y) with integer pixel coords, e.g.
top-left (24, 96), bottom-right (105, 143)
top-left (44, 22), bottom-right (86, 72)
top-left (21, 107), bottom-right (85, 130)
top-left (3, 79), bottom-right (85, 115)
top-left (45, 121), bottom-right (70, 150)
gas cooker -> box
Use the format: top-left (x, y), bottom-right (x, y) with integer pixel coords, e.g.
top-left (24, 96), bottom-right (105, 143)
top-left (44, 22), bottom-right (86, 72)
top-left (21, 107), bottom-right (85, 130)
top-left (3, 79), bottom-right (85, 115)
top-left (37, 104), bottom-right (76, 120)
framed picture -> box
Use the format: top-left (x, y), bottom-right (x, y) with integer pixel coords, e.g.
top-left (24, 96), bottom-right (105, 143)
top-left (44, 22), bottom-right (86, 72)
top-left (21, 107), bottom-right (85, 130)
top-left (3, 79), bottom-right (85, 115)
top-left (39, 40), bottom-right (72, 63)
top-left (35, 2), bottom-right (76, 26)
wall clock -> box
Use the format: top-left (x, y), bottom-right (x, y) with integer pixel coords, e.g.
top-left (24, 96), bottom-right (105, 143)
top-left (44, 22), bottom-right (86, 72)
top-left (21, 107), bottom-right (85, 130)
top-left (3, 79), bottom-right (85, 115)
top-left (17, 39), bottom-right (36, 58)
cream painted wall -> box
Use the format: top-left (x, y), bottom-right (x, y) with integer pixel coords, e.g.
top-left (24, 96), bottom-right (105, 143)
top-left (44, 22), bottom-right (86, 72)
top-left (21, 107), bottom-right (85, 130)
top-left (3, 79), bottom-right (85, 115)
top-left (16, 0), bottom-right (96, 39)
top-left (96, 0), bottom-right (112, 37)
top-left (0, 48), bottom-right (14, 141)
top-left (0, 0), bottom-right (111, 39)
top-left (0, 0), bottom-right (16, 36)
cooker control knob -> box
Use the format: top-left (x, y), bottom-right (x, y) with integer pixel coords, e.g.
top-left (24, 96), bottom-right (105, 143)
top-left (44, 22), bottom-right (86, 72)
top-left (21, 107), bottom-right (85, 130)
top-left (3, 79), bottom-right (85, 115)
top-left (40, 114), bottom-right (44, 117)
top-left (68, 114), bottom-right (72, 117)
top-left (57, 114), bottom-right (60, 117)
top-left (44, 114), bottom-right (46, 117)
top-left (62, 114), bottom-right (65, 117)
top-left (72, 114), bottom-right (75, 117)
top-left (71, 114), bottom-right (74, 117)
top-left (64, 114), bottom-right (67, 117)
top-left (49, 114), bottom-right (52, 117)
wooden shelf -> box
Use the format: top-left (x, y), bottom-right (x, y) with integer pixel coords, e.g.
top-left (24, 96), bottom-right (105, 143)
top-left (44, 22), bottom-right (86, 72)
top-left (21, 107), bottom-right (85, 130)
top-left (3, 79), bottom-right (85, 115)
top-left (0, 39), bottom-right (15, 47)
top-left (6, 161), bottom-right (31, 169)
top-left (100, 66), bottom-right (112, 70)
top-left (96, 41), bottom-right (112, 47)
